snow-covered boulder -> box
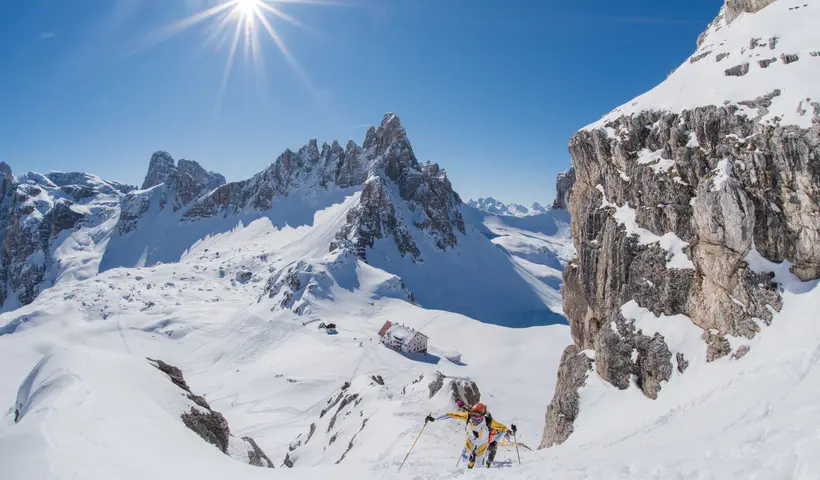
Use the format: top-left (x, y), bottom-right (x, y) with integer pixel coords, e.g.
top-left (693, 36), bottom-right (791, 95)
top-left (418, 371), bottom-right (481, 406)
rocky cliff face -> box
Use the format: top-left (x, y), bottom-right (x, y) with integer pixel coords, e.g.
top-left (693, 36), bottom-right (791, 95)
top-left (0, 164), bottom-right (131, 310)
top-left (542, 0), bottom-right (820, 448)
top-left (552, 167), bottom-right (576, 210)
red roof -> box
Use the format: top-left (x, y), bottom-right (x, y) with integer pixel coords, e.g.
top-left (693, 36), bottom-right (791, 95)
top-left (377, 321), bottom-right (393, 337)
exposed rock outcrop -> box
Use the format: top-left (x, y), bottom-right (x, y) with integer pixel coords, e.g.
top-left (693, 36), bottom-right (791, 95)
top-left (116, 153), bottom-right (226, 234)
top-left (260, 252), bottom-right (413, 315)
top-left (540, 346), bottom-right (592, 448)
top-left (140, 152), bottom-right (225, 211)
top-left (284, 376), bottom-right (385, 467)
top-left (426, 371), bottom-right (481, 406)
top-left (147, 358), bottom-right (274, 468)
top-left (552, 167), bottom-right (576, 210)
top-left (142, 151), bottom-right (225, 192)
top-left (724, 0), bottom-right (777, 24)
top-left (161, 114), bottom-right (465, 265)
top-left (542, 0), bottom-right (817, 448)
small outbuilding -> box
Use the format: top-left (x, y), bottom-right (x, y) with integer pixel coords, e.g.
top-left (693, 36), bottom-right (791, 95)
top-left (378, 321), bottom-right (428, 354)
top-left (318, 322), bottom-right (337, 334)
top-left (444, 352), bottom-right (462, 364)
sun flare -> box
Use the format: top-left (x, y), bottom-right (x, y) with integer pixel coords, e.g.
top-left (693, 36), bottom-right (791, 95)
top-left (235, 0), bottom-right (262, 16)
top-left (143, 0), bottom-right (330, 107)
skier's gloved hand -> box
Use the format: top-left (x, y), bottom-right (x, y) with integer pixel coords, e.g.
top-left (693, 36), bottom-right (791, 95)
top-left (425, 415), bottom-right (435, 423)
top-left (511, 424), bottom-right (518, 434)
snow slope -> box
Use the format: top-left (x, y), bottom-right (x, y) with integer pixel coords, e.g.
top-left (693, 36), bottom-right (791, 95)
top-left (590, 0), bottom-right (820, 130)
top-left (461, 206), bottom-right (573, 314)
top-left (0, 216), bottom-right (571, 478)
top-left (2, 228), bottom-right (819, 479)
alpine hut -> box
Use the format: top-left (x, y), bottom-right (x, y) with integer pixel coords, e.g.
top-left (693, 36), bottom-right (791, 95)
top-left (377, 321), bottom-right (428, 354)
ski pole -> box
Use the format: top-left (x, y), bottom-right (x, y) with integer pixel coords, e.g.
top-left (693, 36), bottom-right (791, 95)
top-left (513, 431), bottom-right (521, 465)
top-left (455, 448), bottom-right (465, 467)
top-left (398, 420), bottom-right (428, 471)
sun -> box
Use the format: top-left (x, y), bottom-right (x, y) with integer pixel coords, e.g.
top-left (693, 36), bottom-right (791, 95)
top-left (235, 0), bottom-right (262, 19)
top-left (140, 0), bottom-right (329, 107)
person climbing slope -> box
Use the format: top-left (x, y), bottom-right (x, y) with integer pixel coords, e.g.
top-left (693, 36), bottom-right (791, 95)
top-left (425, 402), bottom-right (516, 468)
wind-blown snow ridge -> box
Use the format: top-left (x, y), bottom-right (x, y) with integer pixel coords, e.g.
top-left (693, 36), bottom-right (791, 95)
top-left (588, 0), bottom-right (820, 130)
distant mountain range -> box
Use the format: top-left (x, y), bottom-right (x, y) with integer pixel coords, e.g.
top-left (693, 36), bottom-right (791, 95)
top-left (466, 197), bottom-right (549, 217)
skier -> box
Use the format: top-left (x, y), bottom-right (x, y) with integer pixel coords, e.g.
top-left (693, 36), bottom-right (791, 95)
top-left (425, 402), bottom-right (517, 468)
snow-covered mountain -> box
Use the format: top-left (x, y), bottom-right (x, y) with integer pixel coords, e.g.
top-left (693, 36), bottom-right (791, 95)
top-left (0, 113), bottom-right (578, 478)
top-left (540, 0), bottom-right (820, 471)
top-left (93, 114), bottom-right (566, 327)
top-left (467, 197), bottom-right (549, 217)
top-left (0, 164), bottom-right (134, 313)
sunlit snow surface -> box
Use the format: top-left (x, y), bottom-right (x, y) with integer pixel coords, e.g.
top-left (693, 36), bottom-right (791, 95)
top-left (588, 0), bottom-right (820, 130)
top-left (0, 193), bottom-right (576, 479)
top-left (2, 191), bottom-right (819, 479)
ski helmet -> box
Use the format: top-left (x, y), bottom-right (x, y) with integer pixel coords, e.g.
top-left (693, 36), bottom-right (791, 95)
top-left (470, 403), bottom-right (487, 416)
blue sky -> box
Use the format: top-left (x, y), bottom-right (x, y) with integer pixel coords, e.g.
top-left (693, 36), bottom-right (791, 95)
top-left (0, 0), bottom-right (721, 204)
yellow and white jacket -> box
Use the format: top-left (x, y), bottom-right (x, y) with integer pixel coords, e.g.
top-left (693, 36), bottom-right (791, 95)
top-left (435, 411), bottom-right (509, 455)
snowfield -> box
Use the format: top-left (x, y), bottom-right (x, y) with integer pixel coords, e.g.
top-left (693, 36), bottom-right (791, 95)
top-left (0, 187), bottom-right (575, 479)
top-left (2, 193), bottom-right (819, 479)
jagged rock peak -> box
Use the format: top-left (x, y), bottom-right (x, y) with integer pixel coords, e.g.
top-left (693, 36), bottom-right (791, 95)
top-left (552, 167), bottom-right (576, 210)
top-left (141, 151), bottom-right (225, 192)
top-left (364, 113), bottom-right (413, 158)
top-left (142, 151), bottom-right (176, 189)
top-left (0, 162), bottom-right (13, 198)
top-left (0, 161), bottom-right (12, 178)
top-left (0, 162), bottom-right (133, 308)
